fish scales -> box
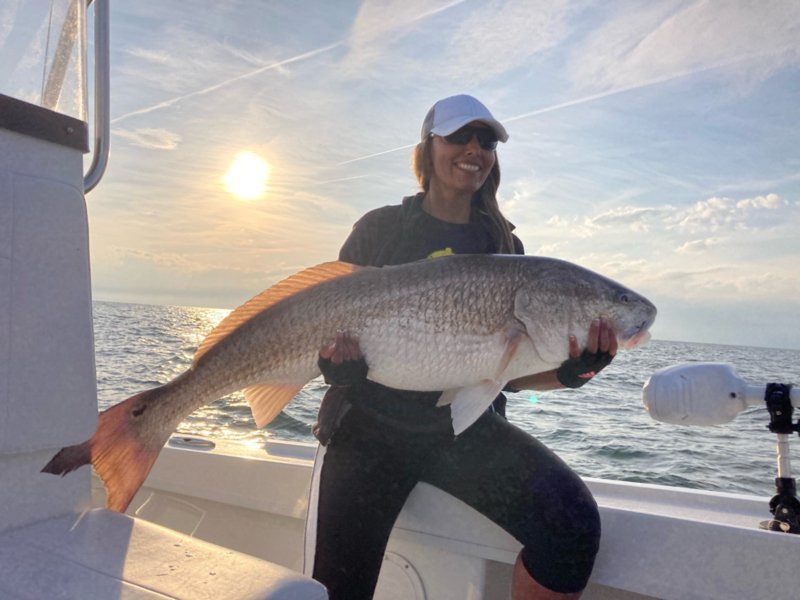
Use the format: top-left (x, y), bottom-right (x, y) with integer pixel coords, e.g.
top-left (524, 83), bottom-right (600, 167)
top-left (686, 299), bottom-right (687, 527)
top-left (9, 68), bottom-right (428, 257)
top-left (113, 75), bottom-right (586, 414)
top-left (339, 258), bottom-right (523, 389)
top-left (142, 258), bottom-right (519, 423)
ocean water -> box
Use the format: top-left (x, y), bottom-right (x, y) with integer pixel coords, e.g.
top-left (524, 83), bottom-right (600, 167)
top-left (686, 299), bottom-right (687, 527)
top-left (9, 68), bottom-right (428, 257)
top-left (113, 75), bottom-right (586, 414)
top-left (93, 301), bottom-right (800, 497)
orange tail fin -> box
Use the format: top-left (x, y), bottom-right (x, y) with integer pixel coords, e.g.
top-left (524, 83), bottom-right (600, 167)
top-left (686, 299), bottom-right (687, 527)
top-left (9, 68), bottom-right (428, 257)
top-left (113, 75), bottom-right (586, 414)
top-left (42, 389), bottom-right (166, 513)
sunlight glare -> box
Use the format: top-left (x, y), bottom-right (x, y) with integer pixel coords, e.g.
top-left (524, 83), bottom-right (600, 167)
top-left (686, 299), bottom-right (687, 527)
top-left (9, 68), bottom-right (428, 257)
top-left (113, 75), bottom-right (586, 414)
top-left (224, 152), bottom-right (269, 199)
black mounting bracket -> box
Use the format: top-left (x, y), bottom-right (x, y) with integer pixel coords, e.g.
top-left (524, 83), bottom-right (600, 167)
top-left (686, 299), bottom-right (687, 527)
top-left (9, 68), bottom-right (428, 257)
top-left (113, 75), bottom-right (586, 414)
top-left (765, 383), bottom-right (798, 436)
top-left (767, 478), bottom-right (800, 534)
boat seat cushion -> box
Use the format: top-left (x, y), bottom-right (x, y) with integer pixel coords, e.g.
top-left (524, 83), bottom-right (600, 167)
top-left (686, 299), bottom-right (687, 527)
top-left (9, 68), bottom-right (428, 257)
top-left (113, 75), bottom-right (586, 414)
top-left (0, 509), bottom-right (328, 600)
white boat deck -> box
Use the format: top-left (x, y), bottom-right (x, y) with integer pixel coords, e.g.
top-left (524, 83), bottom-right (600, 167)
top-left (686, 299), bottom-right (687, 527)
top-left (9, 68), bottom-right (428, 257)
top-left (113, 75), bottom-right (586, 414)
top-left (92, 437), bottom-right (800, 600)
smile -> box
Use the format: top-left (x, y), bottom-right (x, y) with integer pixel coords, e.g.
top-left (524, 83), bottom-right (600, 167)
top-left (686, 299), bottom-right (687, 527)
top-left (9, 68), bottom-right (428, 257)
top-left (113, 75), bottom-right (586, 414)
top-left (456, 163), bottom-right (479, 172)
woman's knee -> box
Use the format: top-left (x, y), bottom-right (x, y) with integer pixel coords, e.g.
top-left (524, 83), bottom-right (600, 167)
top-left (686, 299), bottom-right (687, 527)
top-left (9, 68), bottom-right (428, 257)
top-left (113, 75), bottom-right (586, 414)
top-left (518, 473), bottom-right (601, 593)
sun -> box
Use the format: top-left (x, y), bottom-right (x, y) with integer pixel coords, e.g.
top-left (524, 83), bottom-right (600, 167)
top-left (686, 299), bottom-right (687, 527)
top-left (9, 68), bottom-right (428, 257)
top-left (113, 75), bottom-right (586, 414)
top-left (224, 152), bottom-right (269, 199)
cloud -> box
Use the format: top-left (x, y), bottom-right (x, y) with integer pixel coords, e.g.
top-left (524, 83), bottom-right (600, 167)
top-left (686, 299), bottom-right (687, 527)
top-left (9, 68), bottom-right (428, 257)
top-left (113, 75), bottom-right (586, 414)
top-left (714, 172), bottom-right (800, 194)
top-left (668, 196), bottom-right (737, 231)
top-left (113, 128), bottom-right (182, 149)
top-left (348, 0), bottom-right (466, 49)
top-left (675, 237), bottom-right (728, 253)
top-left (497, 177), bottom-right (553, 219)
top-left (668, 193), bottom-right (787, 232)
top-left (441, 0), bottom-right (576, 81)
top-left (533, 241), bottom-right (568, 255)
top-left (736, 193), bottom-right (783, 210)
top-left (336, 0), bottom-right (467, 75)
top-left (338, 0), bottom-right (578, 85)
top-left (599, 257), bottom-right (649, 280)
top-left (571, 1), bottom-right (800, 94)
top-left (546, 215), bottom-right (570, 227)
top-left (126, 47), bottom-right (171, 65)
top-left (730, 271), bottom-right (800, 296)
top-left (591, 206), bottom-right (668, 226)
top-left (649, 266), bottom-right (800, 298)
top-left (526, 190), bottom-right (793, 257)
top-left (569, 205), bottom-right (672, 237)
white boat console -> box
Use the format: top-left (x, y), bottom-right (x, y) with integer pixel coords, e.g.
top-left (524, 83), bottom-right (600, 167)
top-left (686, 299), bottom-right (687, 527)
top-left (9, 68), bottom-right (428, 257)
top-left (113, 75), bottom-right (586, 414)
top-left (0, 2), bottom-right (326, 598)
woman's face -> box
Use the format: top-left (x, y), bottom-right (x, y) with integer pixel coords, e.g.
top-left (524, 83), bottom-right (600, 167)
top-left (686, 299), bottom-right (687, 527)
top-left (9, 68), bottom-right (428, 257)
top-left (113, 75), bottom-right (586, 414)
top-left (430, 121), bottom-right (496, 196)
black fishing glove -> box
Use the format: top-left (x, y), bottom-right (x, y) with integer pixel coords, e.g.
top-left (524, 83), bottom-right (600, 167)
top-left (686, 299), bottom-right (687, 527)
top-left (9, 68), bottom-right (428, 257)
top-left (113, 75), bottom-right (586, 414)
top-left (318, 354), bottom-right (369, 386)
top-left (556, 349), bottom-right (614, 389)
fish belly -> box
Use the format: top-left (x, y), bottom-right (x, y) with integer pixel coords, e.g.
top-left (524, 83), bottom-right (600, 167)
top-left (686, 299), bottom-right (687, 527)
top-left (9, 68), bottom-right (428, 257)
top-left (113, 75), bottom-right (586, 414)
top-left (361, 325), bottom-right (551, 392)
top-left (363, 330), bottom-right (500, 391)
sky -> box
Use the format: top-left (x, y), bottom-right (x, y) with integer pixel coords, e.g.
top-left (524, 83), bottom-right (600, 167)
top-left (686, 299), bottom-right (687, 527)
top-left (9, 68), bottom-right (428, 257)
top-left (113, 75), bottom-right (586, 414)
top-left (19, 0), bottom-right (800, 349)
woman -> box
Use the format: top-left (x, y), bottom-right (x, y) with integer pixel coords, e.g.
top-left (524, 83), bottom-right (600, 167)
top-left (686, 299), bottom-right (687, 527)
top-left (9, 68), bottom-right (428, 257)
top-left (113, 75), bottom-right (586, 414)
top-left (304, 95), bottom-right (616, 600)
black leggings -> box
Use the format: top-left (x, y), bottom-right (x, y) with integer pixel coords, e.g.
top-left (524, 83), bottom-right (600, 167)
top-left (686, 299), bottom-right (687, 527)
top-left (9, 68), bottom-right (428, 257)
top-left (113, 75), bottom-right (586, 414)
top-left (304, 407), bottom-right (600, 599)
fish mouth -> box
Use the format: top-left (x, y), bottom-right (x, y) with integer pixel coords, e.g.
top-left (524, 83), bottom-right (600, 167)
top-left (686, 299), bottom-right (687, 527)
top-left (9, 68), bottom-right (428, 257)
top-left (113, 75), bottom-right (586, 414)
top-left (619, 316), bottom-right (655, 350)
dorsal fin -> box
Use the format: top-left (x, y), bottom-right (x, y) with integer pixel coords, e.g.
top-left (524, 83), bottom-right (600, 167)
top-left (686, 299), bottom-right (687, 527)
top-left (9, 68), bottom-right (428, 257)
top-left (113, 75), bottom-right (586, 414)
top-left (194, 261), bottom-right (367, 363)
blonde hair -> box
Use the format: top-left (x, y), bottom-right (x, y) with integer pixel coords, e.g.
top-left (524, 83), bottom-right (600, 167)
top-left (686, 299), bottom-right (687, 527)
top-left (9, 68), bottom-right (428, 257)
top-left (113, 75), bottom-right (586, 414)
top-left (412, 136), bottom-right (515, 254)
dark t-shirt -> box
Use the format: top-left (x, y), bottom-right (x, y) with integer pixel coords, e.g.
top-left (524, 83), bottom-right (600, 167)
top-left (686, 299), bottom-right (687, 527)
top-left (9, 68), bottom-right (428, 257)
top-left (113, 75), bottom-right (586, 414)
top-left (324, 193), bottom-right (524, 431)
top-left (338, 194), bottom-right (524, 269)
top-left (343, 203), bottom-right (497, 265)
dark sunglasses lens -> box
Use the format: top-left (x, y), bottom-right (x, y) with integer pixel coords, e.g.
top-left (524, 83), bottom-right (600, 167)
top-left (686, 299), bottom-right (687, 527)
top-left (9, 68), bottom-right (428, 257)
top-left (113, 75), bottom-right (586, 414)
top-left (444, 127), bottom-right (474, 145)
top-left (477, 130), bottom-right (498, 150)
top-left (443, 126), bottom-right (498, 150)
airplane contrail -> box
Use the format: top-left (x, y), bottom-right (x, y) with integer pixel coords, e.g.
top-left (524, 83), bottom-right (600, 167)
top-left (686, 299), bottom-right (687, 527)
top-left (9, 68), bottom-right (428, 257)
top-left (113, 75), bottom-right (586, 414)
top-left (336, 143), bottom-right (418, 166)
top-left (413, 0), bottom-right (466, 22)
top-left (504, 48), bottom-right (791, 123)
top-left (111, 1), bottom-right (467, 126)
top-left (310, 175), bottom-right (370, 185)
top-left (111, 42), bottom-right (343, 125)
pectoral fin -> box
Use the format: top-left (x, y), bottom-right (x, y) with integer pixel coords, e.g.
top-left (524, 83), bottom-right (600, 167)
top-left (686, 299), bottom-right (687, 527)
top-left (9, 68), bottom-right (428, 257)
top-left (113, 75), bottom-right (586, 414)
top-left (495, 324), bottom-right (525, 379)
top-left (437, 325), bottom-right (524, 434)
top-left (439, 379), bottom-right (507, 435)
top-left (245, 383), bottom-right (305, 428)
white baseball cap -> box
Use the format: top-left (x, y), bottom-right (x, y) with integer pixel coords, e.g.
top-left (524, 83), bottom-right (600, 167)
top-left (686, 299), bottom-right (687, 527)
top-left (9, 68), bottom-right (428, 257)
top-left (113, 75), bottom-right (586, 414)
top-left (421, 95), bottom-right (509, 143)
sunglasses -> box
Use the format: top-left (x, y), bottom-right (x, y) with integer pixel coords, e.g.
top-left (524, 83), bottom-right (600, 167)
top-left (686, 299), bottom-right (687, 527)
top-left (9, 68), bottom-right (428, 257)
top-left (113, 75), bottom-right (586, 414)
top-left (440, 125), bottom-right (498, 151)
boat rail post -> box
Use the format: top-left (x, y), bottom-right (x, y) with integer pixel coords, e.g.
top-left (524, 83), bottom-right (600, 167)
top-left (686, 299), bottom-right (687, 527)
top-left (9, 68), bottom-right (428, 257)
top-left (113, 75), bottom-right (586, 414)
top-left (83, 0), bottom-right (110, 193)
top-left (760, 383), bottom-right (800, 533)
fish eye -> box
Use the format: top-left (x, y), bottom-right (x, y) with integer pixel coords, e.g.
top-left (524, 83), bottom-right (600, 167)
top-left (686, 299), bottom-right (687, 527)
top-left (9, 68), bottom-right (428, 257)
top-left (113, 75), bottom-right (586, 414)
top-left (619, 293), bottom-right (630, 304)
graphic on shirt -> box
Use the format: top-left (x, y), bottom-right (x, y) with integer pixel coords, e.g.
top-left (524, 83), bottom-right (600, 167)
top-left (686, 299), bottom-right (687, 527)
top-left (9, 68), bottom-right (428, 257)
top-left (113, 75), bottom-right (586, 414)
top-left (427, 247), bottom-right (455, 259)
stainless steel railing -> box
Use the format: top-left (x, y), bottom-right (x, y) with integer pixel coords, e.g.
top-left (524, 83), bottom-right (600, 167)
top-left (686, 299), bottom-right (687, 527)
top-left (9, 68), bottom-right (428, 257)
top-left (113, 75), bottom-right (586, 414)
top-left (83, 0), bottom-right (110, 193)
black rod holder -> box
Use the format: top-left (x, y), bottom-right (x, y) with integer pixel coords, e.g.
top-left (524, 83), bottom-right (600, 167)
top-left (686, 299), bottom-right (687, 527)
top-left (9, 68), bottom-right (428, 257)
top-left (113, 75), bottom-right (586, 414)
top-left (760, 383), bottom-right (799, 534)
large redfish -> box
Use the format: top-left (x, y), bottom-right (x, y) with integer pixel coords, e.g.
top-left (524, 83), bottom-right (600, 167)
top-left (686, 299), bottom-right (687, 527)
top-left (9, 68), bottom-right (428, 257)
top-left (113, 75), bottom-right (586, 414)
top-left (43, 255), bottom-right (656, 512)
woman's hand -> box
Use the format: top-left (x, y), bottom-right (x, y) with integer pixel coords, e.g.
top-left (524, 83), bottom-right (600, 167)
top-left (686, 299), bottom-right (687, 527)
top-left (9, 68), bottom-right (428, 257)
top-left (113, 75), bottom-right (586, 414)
top-left (320, 330), bottom-right (363, 364)
top-left (568, 316), bottom-right (618, 360)
top-left (318, 330), bottom-right (369, 386)
top-left (506, 317), bottom-right (618, 392)
top-left (556, 317), bottom-right (617, 388)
